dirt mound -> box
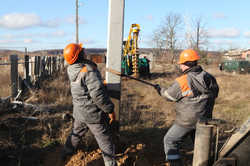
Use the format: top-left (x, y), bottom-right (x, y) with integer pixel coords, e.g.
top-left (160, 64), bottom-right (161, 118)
top-left (42, 143), bottom-right (150, 166)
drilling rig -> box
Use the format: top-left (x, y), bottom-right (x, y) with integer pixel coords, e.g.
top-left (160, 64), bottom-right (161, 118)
top-left (121, 24), bottom-right (150, 78)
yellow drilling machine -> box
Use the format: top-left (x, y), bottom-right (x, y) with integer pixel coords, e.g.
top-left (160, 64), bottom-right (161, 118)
top-left (121, 24), bottom-right (150, 78)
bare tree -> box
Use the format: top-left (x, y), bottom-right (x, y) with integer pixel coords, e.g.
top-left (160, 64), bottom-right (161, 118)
top-left (152, 12), bottom-right (182, 63)
top-left (185, 16), bottom-right (208, 51)
top-left (151, 28), bottom-right (165, 57)
top-left (163, 13), bottom-right (182, 63)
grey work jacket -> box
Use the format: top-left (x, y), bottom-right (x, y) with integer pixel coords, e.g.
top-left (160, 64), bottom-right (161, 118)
top-left (67, 60), bottom-right (114, 124)
top-left (160, 66), bottom-right (219, 128)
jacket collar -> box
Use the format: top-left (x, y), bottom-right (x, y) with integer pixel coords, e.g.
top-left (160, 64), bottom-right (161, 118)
top-left (183, 65), bottom-right (203, 74)
top-left (73, 59), bottom-right (97, 68)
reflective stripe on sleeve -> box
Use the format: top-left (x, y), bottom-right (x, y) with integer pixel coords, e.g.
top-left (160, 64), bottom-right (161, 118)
top-left (181, 89), bottom-right (192, 97)
top-left (166, 154), bottom-right (181, 160)
top-left (163, 90), bottom-right (178, 101)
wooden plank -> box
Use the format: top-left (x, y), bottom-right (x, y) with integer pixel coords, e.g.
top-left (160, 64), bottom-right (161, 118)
top-left (10, 55), bottom-right (18, 99)
top-left (23, 55), bottom-right (30, 83)
top-left (48, 57), bottom-right (52, 76)
top-left (41, 56), bottom-right (46, 77)
top-left (35, 56), bottom-right (39, 78)
top-left (30, 56), bottom-right (35, 82)
top-left (37, 56), bottom-right (41, 77)
top-left (52, 57), bottom-right (57, 73)
top-left (219, 117), bottom-right (250, 157)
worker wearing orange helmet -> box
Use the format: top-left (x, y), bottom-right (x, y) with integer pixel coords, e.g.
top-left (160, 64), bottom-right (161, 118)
top-left (62, 43), bottom-right (117, 166)
top-left (154, 49), bottom-right (219, 166)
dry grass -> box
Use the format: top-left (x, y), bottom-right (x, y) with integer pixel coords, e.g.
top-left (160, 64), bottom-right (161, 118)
top-left (28, 62), bottom-right (249, 129)
top-left (119, 63), bottom-right (250, 131)
top-left (17, 61), bottom-right (248, 131)
top-left (206, 66), bottom-right (250, 125)
top-left (26, 69), bottom-right (72, 106)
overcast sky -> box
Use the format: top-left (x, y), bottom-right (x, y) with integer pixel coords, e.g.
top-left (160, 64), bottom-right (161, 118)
top-left (1, 0), bottom-right (250, 51)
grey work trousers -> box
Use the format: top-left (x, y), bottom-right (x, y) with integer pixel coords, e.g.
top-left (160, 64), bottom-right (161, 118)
top-left (164, 123), bottom-right (195, 161)
top-left (64, 119), bottom-right (116, 166)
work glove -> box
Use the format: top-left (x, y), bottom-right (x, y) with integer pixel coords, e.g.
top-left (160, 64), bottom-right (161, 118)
top-left (154, 84), bottom-right (161, 95)
top-left (108, 112), bottom-right (116, 124)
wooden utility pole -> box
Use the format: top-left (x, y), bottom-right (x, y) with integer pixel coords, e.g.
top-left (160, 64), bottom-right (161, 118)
top-left (76, 0), bottom-right (79, 44)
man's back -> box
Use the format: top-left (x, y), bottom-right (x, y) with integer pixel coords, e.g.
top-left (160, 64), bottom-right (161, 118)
top-left (162, 65), bottom-right (219, 128)
top-left (67, 60), bottom-right (114, 124)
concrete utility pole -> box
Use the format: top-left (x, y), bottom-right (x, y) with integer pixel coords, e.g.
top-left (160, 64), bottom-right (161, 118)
top-left (76, 0), bottom-right (79, 44)
top-left (106, 0), bottom-right (125, 121)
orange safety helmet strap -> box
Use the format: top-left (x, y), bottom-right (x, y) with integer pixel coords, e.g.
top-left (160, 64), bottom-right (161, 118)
top-left (178, 49), bottom-right (200, 64)
top-left (63, 43), bottom-right (83, 64)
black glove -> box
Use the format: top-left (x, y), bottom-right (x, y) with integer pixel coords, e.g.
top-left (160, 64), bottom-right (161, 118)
top-left (154, 84), bottom-right (161, 95)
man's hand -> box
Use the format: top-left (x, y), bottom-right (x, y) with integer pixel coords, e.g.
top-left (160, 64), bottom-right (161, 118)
top-left (108, 112), bottom-right (119, 133)
top-left (154, 84), bottom-right (161, 95)
top-left (108, 112), bottom-right (116, 124)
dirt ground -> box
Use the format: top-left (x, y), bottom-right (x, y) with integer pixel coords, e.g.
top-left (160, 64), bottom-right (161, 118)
top-left (0, 63), bottom-right (247, 166)
top-left (0, 105), bottom-right (194, 166)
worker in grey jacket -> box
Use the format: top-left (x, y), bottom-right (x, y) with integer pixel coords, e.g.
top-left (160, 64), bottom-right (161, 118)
top-left (62, 43), bottom-right (117, 166)
top-left (154, 49), bottom-right (219, 166)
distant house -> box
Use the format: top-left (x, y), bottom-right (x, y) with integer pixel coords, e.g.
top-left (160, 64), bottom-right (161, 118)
top-left (0, 56), bottom-right (9, 62)
top-left (241, 50), bottom-right (250, 60)
top-left (224, 49), bottom-right (243, 60)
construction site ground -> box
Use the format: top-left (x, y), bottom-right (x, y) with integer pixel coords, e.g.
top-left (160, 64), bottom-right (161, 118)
top-left (0, 63), bottom-right (249, 166)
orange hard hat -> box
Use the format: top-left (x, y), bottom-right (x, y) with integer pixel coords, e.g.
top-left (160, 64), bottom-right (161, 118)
top-left (178, 49), bottom-right (200, 64)
top-left (63, 43), bottom-right (83, 64)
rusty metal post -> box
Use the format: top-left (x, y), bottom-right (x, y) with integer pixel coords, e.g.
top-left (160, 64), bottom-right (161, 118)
top-left (10, 55), bottom-right (18, 99)
top-left (192, 121), bottom-right (213, 166)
